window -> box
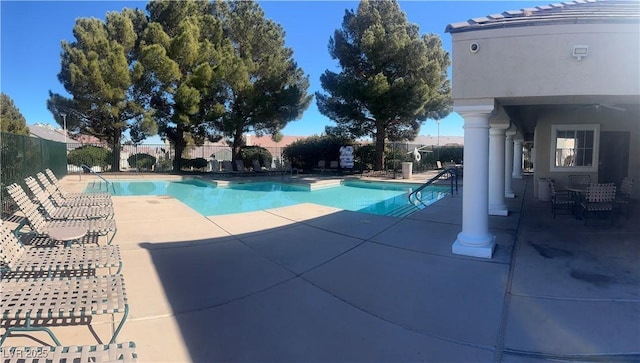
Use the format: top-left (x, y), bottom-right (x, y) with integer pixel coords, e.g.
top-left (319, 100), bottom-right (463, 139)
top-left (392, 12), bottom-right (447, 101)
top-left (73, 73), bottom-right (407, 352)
top-left (550, 124), bottom-right (599, 172)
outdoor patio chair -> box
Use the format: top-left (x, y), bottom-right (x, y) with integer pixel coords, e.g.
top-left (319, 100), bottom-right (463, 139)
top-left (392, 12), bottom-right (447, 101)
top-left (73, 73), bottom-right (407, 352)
top-left (222, 160), bottom-right (237, 174)
top-left (314, 160), bottom-right (326, 173)
top-left (6, 183), bottom-right (118, 245)
top-left (235, 160), bottom-right (250, 174)
top-left (251, 159), bottom-right (266, 173)
top-left (1, 221), bottom-right (122, 277)
top-left (0, 274), bottom-right (129, 346)
top-left (37, 172), bottom-right (112, 208)
top-left (579, 183), bottom-right (617, 226)
top-left (549, 179), bottom-right (574, 219)
top-left (45, 168), bottom-right (111, 199)
top-left (25, 176), bottom-right (114, 220)
top-left (1, 342), bottom-right (137, 363)
top-left (567, 174), bottom-right (591, 189)
top-left (615, 176), bottom-right (634, 219)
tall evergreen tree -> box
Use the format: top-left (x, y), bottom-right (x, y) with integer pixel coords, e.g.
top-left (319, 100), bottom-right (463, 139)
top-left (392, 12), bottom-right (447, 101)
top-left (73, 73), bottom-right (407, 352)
top-left (316, 0), bottom-right (451, 170)
top-left (0, 93), bottom-right (30, 135)
top-left (212, 0), bottom-right (312, 161)
top-left (50, 8), bottom-right (156, 171)
top-left (140, 0), bottom-right (228, 170)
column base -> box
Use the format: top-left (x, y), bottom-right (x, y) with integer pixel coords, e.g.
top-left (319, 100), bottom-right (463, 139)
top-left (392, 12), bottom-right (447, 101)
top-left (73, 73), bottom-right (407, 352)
top-left (452, 233), bottom-right (495, 258)
top-left (489, 207), bottom-right (509, 216)
top-left (505, 192), bottom-right (515, 199)
top-left (512, 173), bottom-right (523, 179)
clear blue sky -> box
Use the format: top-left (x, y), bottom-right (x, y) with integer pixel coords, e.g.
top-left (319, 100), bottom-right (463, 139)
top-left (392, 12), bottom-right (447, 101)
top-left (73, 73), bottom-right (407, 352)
top-left (1, 0), bottom-right (545, 141)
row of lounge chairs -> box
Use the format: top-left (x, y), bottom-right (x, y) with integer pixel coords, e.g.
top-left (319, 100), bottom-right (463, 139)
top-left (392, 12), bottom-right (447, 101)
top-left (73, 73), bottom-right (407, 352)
top-left (1, 169), bottom-right (137, 362)
top-left (213, 159), bottom-right (297, 176)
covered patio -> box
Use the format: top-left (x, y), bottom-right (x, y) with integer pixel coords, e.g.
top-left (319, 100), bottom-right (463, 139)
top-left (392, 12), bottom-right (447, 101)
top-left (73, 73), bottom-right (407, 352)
top-left (446, 0), bottom-right (640, 258)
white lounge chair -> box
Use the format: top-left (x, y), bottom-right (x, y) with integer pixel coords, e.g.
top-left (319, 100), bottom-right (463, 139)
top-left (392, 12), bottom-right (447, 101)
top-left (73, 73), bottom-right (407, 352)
top-left (0, 275), bottom-right (129, 346)
top-left (6, 183), bottom-right (117, 245)
top-left (1, 220), bottom-right (122, 277)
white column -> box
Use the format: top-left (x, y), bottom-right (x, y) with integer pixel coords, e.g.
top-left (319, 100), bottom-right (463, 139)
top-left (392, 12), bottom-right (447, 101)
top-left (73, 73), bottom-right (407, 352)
top-left (504, 130), bottom-right (516, 198)
top-left (488, 124), bottom-right (509, 216)
top-left (453, 105), bottom-right (495, 259)
top-left (512, 139), bottom-right (524, 179)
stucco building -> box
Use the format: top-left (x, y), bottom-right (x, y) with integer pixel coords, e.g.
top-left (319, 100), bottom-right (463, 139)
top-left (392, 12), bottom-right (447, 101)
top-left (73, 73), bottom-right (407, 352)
top-left (445, 0), bottom-right (639, 258)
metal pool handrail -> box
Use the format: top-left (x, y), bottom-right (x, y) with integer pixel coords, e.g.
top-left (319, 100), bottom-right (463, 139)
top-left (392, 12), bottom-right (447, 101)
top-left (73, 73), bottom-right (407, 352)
top-left (80, 165), bottom-right (115, 193)
top-left (408, 167), bottom-right (459, 207)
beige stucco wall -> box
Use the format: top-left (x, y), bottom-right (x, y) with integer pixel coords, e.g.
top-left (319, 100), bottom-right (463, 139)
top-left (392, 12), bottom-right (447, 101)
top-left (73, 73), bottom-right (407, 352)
top-left (532, 108), bottom-right (640, 198)
top-left (451, 23), bottom-right (640, 101)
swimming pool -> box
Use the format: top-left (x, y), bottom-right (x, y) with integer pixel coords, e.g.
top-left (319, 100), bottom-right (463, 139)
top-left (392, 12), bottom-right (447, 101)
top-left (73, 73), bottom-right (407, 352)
top-left (90, 179), bottom-right (448, 217)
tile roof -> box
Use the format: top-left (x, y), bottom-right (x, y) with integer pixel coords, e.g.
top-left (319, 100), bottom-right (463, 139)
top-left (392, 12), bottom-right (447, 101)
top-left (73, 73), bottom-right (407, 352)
top-left (445, 0), bottom-right (640, 33)
top-left (29, 123), bottom-right (103, 144)
top-left (246, 134), bottom-right (307, 148)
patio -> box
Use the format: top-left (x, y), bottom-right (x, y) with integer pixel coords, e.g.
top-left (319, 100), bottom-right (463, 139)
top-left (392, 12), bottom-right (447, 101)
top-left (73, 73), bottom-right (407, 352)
top-left (3, 174), bottom-right (639, 362)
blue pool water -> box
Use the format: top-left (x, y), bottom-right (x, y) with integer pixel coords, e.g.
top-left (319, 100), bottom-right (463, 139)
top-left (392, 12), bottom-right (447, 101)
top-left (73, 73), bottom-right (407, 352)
top-left (91, 179), bottom-right (448, 216)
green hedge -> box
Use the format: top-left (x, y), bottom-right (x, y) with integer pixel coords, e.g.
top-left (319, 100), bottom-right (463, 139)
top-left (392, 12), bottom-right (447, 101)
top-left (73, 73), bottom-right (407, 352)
top-left (127, 153), bottom-right (156, 171)
top-left (67, 145), bottom-right (111, 170)
top-left (239, 146), bottom-right (272, 169)
top-left (282, 135), bottom-right (353, 171)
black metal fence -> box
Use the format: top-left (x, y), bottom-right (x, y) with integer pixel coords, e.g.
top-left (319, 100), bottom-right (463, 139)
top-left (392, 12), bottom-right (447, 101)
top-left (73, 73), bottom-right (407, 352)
top-left (65, 143), bottom-right (288, 173)
top-left (1, 132), bottom-right (67, 214)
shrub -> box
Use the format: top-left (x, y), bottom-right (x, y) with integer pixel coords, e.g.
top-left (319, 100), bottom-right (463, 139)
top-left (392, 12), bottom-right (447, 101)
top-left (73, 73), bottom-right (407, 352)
top-left (67, 145), bottom-right (111, 170)
top-left (239, 146), bottom-right (272, 169)
top-left (192, 158), bottom-right (208, 170)
top-left (179, 158), bottom-right (208, 171)
top-left (127, 153), bottom-right (156, 171)
top-left (283, 135), bottom-right (353, 171)
top-left (437, 146), bottom-right (464, 164)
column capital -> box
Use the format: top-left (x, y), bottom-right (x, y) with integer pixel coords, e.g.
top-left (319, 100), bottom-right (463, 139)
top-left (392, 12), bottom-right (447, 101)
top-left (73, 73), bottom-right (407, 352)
top-left (454, 104), bottom-right (494, 117)
top-left (489, 123), bottom-right (510, 134)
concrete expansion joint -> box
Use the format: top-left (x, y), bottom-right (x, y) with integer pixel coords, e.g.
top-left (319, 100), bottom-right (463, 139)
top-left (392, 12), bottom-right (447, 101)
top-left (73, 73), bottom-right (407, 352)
top-left (367, 239), bottom-right (510, 265)
top-left (299, 274), bottom-right (497, 355)
top-left (500, 349), bottom-right (640, 362)
top-left (130, 275), bottom-right (300, 322)
top-left (510, 293), bottom-right (640, 303)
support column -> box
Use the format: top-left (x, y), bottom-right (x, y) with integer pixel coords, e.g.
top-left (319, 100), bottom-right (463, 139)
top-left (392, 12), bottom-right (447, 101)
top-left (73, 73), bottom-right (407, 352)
top-left (504, 129), bottom-right (516, 199)
top-left (488, 124), bottom-right (509, 216)
top-left (453, 105), bottom-right (495, 259)
top-left (512, 139), bottom-right (524, 179)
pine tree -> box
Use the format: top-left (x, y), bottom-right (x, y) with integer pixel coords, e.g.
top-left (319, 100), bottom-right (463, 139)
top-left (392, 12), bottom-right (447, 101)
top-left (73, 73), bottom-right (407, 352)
top-left (212, 0), bottom-right (312, 161)
top-left (51, 8), bottom-right (156, 171)
top-left (0, 93), bottom-right (30, 135)
top-left (316, 0), bottom-right (451, 170)
top-left (139, 0), bottom-right (228, 170)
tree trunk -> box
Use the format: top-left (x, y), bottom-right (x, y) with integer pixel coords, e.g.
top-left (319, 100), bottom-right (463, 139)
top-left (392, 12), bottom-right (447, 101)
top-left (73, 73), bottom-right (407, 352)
top-left (231, 128), bottom-right (244, 163)
top-left (374, 127), bottom-right (386, 170)
top-left (172, 128), bottom-right (186, 172)
top-left (111, 132), bottom-right (122, 172)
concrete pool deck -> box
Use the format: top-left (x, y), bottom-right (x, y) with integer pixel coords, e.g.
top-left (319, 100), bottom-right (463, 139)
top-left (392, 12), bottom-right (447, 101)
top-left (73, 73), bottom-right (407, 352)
top-left (3, 173), bottom-right (639, 362)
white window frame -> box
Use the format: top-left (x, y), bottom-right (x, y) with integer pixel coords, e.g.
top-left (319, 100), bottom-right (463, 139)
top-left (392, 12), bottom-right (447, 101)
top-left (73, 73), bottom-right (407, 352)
top-left (550, 124), bottom-right (600, 172)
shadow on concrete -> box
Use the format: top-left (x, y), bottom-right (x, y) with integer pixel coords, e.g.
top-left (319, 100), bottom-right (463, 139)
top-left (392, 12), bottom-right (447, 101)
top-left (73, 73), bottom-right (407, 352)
top-left (136, 176), bottom-right (640, 362)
